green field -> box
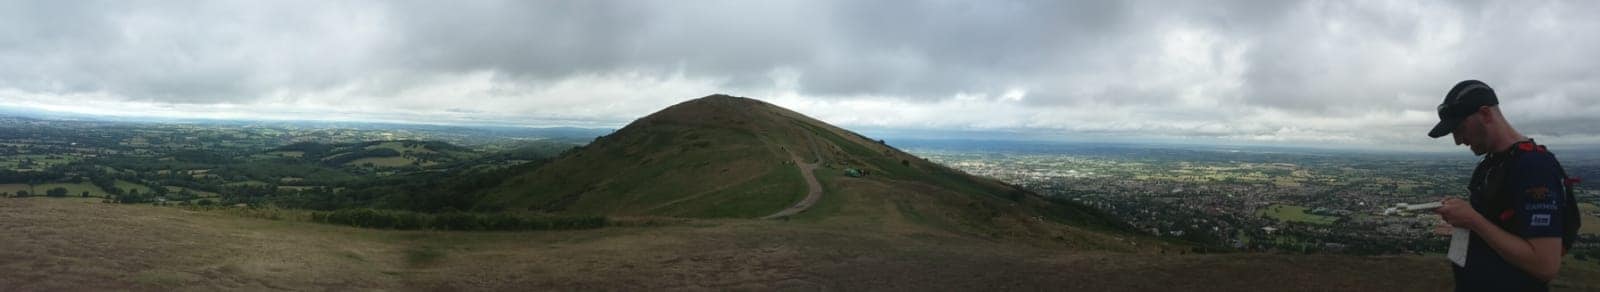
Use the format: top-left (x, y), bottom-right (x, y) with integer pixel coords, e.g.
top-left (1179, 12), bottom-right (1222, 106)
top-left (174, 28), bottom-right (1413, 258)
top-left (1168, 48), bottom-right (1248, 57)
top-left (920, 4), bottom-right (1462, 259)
top-left (1580, 203), bottom-right (1600, 235)
top-left (115, 180), bottom-right (155, 194)
top-left (364, 141), bottom-right (431, 153)
top-left (0, 154), bottom-right (81, 170)
top-left (264, 150), bottom-right (305, 158)
top-left (0, 180), bottom-right (185, 199)
top-left (0, 183), bottom-right (108, 197)
top-left (279, 186), bottom-right (326, 192)
top-left (224, 180), bottom-right (271, 187)
top-left (346, 156), bottom-right (417, 167)
top-left (1256, 204), bottom-right (1339, 225)
top-left (164, 186), bottom-right (221, 198)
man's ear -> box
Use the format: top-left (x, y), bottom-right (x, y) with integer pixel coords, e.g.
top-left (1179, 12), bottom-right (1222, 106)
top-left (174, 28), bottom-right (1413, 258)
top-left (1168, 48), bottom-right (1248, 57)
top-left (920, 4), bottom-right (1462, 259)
top-left (1478, 106), bottom-right (1496, 125)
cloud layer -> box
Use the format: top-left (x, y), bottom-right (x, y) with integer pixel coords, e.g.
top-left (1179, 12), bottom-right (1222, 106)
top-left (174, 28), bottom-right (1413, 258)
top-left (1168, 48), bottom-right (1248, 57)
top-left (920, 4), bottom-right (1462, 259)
top-left (2, 0), bottom-right (1597, 150)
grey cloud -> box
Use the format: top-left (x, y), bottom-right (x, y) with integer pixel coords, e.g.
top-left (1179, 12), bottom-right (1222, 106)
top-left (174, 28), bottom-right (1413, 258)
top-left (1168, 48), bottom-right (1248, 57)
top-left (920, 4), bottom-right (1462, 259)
top-left (1, 0), bottom-right (1598, 145)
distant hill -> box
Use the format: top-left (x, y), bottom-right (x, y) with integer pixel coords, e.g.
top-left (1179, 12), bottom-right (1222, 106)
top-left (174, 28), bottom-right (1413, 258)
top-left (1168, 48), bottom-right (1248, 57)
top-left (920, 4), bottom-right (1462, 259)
top-left (264, 140), bottom-right (478, 168)
top-left (477, 94), bottom-right (1133, 242)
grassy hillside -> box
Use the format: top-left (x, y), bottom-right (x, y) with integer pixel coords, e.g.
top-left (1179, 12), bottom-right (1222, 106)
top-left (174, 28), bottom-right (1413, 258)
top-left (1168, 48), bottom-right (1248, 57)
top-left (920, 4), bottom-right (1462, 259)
top-left (477, 95), bottom-right (809, 217)
top-left (473, 94), bottom-right (1135, 245)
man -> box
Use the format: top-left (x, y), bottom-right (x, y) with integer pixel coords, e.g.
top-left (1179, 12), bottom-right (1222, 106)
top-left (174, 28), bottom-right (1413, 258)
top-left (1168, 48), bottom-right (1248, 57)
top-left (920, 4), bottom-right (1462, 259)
top-left (1430, 80), bottom-right (1578, 291)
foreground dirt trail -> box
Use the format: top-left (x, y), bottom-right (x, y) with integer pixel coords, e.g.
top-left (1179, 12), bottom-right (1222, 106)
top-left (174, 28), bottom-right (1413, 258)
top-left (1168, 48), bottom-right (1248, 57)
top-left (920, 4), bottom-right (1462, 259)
top-left (4, 198), bottom-right (1600, 291)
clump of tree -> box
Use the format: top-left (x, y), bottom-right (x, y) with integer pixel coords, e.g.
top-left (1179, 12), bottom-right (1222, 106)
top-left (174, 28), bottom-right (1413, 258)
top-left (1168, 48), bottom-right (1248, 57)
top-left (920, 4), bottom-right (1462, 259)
top-left (0, 170), bottom-right (58, 185)
top-left (298, 156), bottom-right (553, 213)
top-left (45, 187), bottom-right (69, 197)
top-left (323, 148), bottom-right (403, 166)
top-left (89, 176), bottom-right (122, 196)
top-left (115, 189), bottom-right (148, 204)
top-left (310, 208), bottom-right (607, 231)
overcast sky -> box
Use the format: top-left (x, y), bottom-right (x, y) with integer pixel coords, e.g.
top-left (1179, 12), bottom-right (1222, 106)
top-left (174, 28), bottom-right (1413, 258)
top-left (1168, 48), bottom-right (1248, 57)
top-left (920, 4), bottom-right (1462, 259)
top-left (2, 0), bottom-right (1598, 150)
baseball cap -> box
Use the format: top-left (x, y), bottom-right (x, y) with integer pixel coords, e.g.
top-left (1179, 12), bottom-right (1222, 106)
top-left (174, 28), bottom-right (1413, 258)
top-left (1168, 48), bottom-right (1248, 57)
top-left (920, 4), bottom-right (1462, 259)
top-left (1428, 80), bottom-right (1500, 138)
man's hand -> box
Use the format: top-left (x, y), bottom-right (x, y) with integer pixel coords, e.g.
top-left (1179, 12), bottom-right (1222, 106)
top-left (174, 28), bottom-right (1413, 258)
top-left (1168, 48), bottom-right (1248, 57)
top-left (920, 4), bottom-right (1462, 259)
top-left (1435, 197), bottom-right (1487, 232)
top-left (1432, 219), bottom-right (1456, 236)
top-left (1434, 197), bottom-right (1563, 281)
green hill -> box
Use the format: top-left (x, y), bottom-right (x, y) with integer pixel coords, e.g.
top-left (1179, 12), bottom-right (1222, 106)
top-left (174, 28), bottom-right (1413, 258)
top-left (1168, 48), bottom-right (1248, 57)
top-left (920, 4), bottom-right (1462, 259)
top-left (477, 94), bottom-right (1132, 242)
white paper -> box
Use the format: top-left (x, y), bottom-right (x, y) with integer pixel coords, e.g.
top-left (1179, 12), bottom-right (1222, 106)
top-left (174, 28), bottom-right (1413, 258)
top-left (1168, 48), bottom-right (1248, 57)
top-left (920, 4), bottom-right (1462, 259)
top-left (1448, 228), bottom-right (1469, 267)
top-left (1403, 202), bottom-right (1443, 211)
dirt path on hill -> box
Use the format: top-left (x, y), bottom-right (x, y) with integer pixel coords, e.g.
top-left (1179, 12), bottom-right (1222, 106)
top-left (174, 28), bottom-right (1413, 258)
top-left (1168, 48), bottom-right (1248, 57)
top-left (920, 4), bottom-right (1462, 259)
top-left (763, 133), bottom-right (827, 219)
top-left (762, 156), bottom-right (821, 219)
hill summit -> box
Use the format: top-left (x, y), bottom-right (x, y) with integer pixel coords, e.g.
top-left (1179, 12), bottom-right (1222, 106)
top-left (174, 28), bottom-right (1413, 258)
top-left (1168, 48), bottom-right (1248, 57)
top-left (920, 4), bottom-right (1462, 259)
top-left (478, 94), bottom-right (1128, 239)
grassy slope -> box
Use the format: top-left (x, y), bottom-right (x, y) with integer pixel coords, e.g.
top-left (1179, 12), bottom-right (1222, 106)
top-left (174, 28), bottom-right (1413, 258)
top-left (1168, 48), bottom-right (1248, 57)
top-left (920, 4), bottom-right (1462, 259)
top-left (16, 198), bottom-right (1600, 291)
top-left (761, 97), bottom-right (1140, 241)
top-left (476, 96), bottom-right (812, 217)
top-left (469, 95), bottom-right (1137, 252)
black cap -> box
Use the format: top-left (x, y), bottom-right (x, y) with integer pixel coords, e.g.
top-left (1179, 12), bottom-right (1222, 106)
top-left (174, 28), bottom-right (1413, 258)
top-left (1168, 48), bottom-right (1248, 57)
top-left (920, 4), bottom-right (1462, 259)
top-left (1428, 80), bottom-right (1499, 138)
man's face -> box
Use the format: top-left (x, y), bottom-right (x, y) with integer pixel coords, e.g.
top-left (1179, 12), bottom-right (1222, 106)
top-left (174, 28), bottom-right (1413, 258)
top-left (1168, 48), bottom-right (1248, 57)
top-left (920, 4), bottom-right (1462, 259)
top-left (1451, 109), bottom-right (1489, 155)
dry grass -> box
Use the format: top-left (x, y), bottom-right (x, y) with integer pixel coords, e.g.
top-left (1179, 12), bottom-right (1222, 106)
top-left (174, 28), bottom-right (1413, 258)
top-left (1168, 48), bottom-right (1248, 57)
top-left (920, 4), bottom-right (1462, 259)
top-left (0, 198), bottom-right (403, 291)
top-left (5, 198), bottom-right (1600, 291)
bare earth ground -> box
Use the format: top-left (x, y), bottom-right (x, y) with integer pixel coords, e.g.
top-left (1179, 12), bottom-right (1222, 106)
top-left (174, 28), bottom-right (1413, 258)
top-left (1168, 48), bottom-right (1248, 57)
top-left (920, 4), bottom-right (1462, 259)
top-left (4, 198), bottom-right (1600, 291)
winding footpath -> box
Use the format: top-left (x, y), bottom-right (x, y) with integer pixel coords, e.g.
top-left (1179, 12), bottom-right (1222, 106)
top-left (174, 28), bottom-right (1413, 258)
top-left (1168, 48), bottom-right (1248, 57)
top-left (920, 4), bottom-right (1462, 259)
top-left (762, 136), bottom-right (826, 219)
